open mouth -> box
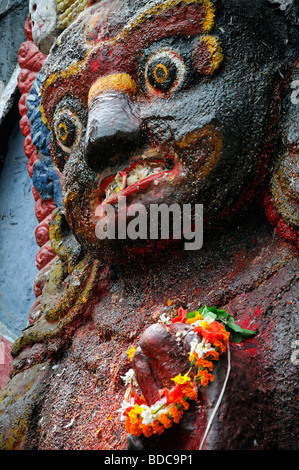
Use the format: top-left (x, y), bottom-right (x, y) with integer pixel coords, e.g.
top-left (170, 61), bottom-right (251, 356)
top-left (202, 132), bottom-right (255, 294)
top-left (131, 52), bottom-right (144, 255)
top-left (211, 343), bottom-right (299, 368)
top-left (96, 157), bottom-right (178, 210)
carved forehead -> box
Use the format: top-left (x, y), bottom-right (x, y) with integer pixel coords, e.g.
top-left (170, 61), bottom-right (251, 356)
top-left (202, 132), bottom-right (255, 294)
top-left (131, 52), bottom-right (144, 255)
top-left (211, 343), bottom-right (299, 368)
top-left (40, 0), bottom-right (297, 126)
top-left (41, 0), bottom-right (217, 123)
top-left (43, 0), bottom-right (215, 68)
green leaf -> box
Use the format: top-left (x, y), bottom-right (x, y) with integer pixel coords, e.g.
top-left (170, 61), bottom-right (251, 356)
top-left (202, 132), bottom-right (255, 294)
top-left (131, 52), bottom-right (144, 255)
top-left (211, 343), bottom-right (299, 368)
top-left (186, 311), bottom-right (197, 319)
top-left (227, 316), bottom-right (245, 332)
top-left (227, 316), bottom-right (256, 337)
top-left (207, 306), bottom-right (230, 319)
top-left (201, 306), bottom-right (217, 321)
top-left (229, 331), bottom-right (243, 344)
top-left (238, 328), bottom-right (256, 338)
top-left (186, 304), bottom-right (256, 343)
top-left (203, 305), bottom-right (257, 342)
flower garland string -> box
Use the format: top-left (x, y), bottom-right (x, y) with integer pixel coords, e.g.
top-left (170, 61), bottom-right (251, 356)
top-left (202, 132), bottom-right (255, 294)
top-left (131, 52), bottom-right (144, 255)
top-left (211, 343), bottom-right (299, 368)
top-left (119, 305), bottom-right (256, 439)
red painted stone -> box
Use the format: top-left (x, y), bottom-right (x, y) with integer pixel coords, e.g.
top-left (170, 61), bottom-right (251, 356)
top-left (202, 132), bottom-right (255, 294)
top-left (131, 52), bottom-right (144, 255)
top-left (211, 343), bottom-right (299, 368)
top-left (28, 297), bottom-right (42, 325)
top-left (23, 134), bottom-right (35, 159)
top-left (35, 240), bottom-right (57, 271)
top-left (24, 15), bottom-right (33, 42)
top-left (27, 152), bottom-right (38, 178)
top-left (17, 68), bottom-right (38, 95)
top-left (0, 336), bottom-right (12, 390)
top-left (35, 215), bottom-right (51, 247)
top-left (276, 219), bottom-right (298, 244)
top-left (33, 256), bottom-right (57, 298)
top-left (18, 93), bottom-right (28, 117)
top-left (19, 115), bottom-right (31, 137)
top-left (35, 198), bottom-right (56, 223)
top-left (32, 186), bottom-right (40, 201)
top-left (18, 41), bottom-right (46, 72)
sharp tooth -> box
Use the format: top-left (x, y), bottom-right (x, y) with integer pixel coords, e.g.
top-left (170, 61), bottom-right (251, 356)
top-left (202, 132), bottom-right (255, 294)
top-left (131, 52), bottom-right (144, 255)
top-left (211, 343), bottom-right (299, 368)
top-left (103, 159), bottom-right (173, 200)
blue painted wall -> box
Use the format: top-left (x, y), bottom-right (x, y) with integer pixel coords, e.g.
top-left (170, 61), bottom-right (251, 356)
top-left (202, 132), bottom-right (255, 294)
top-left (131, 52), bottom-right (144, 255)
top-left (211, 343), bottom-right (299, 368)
top-left (0, 121), bottom-right (37, 338)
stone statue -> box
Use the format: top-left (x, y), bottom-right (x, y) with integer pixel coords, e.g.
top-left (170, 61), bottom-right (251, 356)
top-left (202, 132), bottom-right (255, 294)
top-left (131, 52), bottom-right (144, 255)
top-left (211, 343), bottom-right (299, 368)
top-left (0, 0), bottom-right (298, 450)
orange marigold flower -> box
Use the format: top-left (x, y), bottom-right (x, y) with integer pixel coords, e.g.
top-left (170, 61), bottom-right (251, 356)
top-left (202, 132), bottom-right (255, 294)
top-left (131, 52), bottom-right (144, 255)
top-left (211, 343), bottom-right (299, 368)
top-left (195, 359), bottom-right (214, 371)
top-left (169, 406), bottom-right (184, 424)
top-left (195, 369), bottom-right (215, 387)
top-left (176, 396), bottom-right (190, 410)
top-left (141, 423), bottom-right (153, 438)
top-left (189, 352), bottom-right (210, 370)
top-left (159, 413), bottom-right (173, 429)
top-left (204, 349), bottom-right (219, 361)
top-left (125, 416), bottom-right (143, 437)
top-left (152, 420), bottom-right (165, 435)
top-left (211, 339), bottom-right (226, 354)
top-left (182, 385), bottom-right (198, 402)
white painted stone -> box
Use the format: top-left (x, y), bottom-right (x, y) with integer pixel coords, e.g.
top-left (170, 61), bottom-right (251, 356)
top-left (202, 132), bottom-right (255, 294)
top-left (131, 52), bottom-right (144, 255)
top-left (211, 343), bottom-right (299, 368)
top-left (29, 0), bottom-right (57, 54)
top-left (268, 0), bottom-right (294, 10)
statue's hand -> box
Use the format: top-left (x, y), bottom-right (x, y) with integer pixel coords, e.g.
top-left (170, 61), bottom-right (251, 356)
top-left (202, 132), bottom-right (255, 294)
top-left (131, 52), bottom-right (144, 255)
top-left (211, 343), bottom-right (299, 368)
top-left (126, 321), bottom-right (207, 450)
top-left (132, 322), bottom-right (197, 407)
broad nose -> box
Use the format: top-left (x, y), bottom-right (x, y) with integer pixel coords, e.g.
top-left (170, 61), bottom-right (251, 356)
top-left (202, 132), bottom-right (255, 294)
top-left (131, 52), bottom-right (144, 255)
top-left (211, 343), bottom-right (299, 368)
top-left (85, 73), bottom-right (142, 172)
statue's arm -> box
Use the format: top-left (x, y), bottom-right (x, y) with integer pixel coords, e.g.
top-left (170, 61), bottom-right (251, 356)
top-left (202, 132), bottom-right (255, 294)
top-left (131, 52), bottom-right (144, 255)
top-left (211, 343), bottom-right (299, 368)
top-left (264, 61), bottom-right (299, 245)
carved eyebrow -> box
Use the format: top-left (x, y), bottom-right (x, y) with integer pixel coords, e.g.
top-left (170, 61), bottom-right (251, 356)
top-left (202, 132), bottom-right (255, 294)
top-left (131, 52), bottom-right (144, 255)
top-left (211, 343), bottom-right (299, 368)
top-left (86, 0), bottom-right (217, 76)
top-left (120, 0), bottom-right (216, 39)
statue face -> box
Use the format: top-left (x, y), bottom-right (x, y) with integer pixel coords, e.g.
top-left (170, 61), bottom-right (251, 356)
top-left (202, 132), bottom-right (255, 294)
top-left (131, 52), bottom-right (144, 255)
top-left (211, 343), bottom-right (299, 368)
top-left (41, 0), bottom-right (283, 261)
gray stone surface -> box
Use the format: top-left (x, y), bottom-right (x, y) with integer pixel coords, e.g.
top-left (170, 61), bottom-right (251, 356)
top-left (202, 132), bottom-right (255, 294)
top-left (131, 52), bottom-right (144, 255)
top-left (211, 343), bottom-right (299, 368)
top-left (0, 0), bottom-right (29, 124)
top-left (0, 122), bottom-right (37, 337)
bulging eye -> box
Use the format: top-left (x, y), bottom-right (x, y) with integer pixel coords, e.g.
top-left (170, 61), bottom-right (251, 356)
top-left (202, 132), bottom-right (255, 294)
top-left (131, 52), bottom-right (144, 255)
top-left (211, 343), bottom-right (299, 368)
top-left (53, 107), bottom-right (83, 153)
top-left (145, 50), bottom-right (187, 94)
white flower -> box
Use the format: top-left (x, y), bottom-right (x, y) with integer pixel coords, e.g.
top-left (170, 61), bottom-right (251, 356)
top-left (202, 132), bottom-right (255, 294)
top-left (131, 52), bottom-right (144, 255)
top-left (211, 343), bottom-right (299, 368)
top-left (118, 400), bottom-right (132, 420)
top-left (141, 406), bottom-right (155, 426)
top-left (176, 330), bottom-right (182, 343)
top-left (155, 403), bottom-right (172, 421)
top-left (153, 397), bottom-right (167, 410)
top-left (121, 369), bottom-right (138, 386)
top-left (203, 315), bottom-right (215, 324)
top-left (158, 313), bottom-right (171, 325)
top-left (140, 397), bottom-right (168, 426)
top-left (189, 339), bottom-right (215, 359)
top-left (189, 339), bottom-right (200, 355)
top-left (193, 315), bottom-right (215, 328)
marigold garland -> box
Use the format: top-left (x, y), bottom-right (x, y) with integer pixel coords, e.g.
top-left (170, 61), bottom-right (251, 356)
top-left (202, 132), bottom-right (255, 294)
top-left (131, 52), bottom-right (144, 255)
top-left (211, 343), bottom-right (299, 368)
top-left (119, 304), bottom-right (256, 438)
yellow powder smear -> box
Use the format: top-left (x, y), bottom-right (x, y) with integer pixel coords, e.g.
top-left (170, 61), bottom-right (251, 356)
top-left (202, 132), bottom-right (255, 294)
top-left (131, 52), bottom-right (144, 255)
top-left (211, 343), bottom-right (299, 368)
top-left (123, 0), bottom-right (215, 37)
top-left (200, 35), bottom-right (224, 74)
top-left (88, 73), bottom-right (137, 106)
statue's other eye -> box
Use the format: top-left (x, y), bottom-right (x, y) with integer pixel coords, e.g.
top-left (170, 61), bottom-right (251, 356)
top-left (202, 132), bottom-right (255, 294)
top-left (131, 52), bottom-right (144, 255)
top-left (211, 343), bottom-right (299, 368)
top-left (145, 50), bottom-right (187, 94)
top-left (53, 108), bottom-right (83, 153)
top-left (57, 117), bottom-right (75, 146)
